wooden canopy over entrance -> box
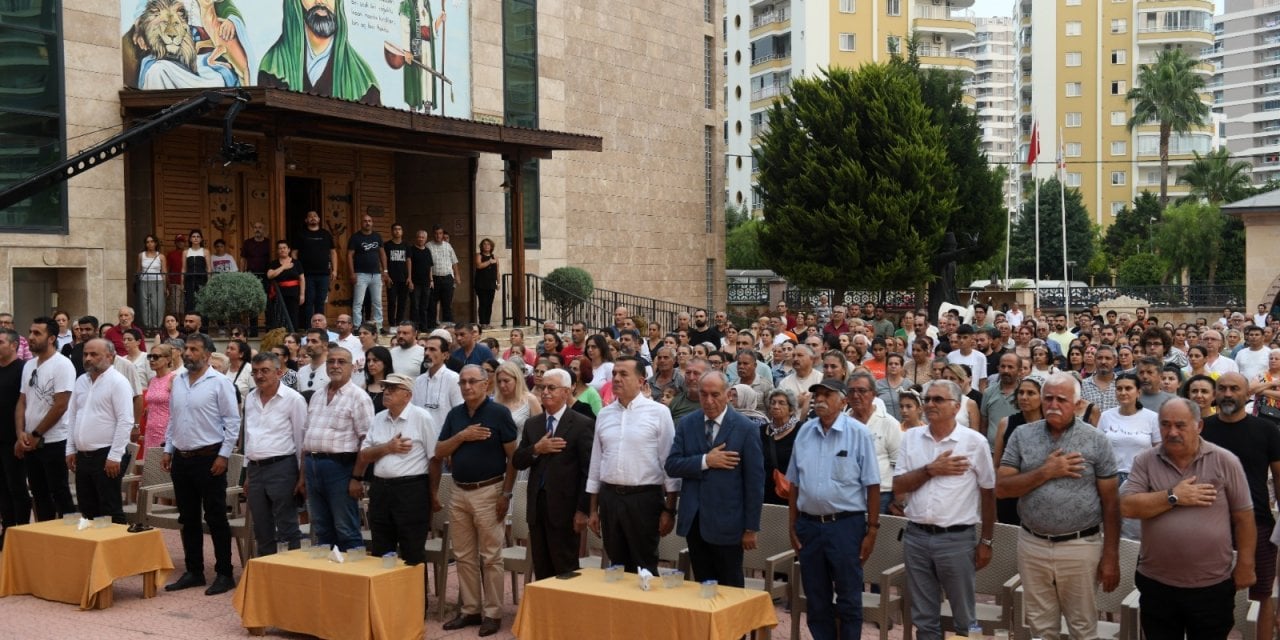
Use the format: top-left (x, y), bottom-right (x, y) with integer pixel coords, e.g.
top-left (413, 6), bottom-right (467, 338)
top-left (119, 88), bottom-right (603, 325)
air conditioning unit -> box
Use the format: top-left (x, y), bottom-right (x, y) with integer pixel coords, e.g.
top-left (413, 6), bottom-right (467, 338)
top-left (933, 34), bottom-right (944, 44)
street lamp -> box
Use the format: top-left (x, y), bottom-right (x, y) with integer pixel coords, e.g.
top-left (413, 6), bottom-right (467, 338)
top-left (1148, 216), bottom-right (1157, 252)
top-left (1066, 260), bottom-right (1077, 318)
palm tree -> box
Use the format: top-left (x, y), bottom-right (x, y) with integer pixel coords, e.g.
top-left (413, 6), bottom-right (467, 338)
top-left (1125, 49), bottom-right (1211, 207)
top-left (1178, 146), bottom-right (1253, 205)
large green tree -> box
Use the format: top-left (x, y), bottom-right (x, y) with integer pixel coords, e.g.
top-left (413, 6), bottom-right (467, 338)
top-left (1153, 202), bottom-right (1226, 284)
top-left (1104, 192), bottom-right (1162, 268)
top-left (1125, 49), bottom-right (1210, 207)
top-left (1009, 177), bottom-right (1095, 279)
top-left (756, 64), bottom-right (957, 294)
top-left (1179, 147), bottom-right (1253, 205)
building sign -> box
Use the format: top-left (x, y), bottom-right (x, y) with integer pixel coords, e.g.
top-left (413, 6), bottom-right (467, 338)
top-left (120, 0), bottom-right (471, 117)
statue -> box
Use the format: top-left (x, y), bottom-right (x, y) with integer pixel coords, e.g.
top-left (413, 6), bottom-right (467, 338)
top-left (927, 232), bottom-right (977, 320)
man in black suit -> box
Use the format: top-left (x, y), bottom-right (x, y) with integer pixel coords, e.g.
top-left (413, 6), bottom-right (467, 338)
top-left (512, 368), bottom-right (595, 580)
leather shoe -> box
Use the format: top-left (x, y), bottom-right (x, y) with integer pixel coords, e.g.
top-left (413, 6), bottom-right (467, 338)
top-left (165, 572), bottom-right (206, 592)
top-left (204, 574), bottom-right (236, 596)
top-left (442, 613), bottom-right (482, 630)
top-left (478, 617), bottom-right (501, 637)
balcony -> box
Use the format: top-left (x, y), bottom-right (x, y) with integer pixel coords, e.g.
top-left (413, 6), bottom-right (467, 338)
top-left (750, 52), bottom-right (791, 69)
top-left (913, 3), bottom-right (977, 42)
top-left (1136, 24), bottom-right (1214, 46)
top-left (1135, 0), bottom-right (1214, 13)
top-left (750, 85), bottom-right (790, 102)
top-left (916, 46), bottom-right (977, 74)
top-left (750, 8), bottom-right (790, 37)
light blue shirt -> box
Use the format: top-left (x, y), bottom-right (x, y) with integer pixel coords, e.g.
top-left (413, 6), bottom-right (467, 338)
top-left (786, 413), bottom-right (880, 515)
top-left (165, 367), bottom-right (240, 458)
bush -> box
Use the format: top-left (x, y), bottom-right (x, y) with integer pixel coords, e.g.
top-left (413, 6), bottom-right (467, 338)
top-left (195, 272), bottom-right (267, 325)
top-left (543, 267), bottom-right (594, 321)
top-left (1116, 252), bottom-right (1168, 287)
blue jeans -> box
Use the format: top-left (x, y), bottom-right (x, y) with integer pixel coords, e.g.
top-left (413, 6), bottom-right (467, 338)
top-left (904, 525), bottom-right (979, 640)
top-left (352, 272), bottom-right (383, 328)
top-left (304, 456), bottom-right (363, 550)
top-left (796, 513), bottom-right (866, 640)
top-left (303, 273), bottom-right (330, 321)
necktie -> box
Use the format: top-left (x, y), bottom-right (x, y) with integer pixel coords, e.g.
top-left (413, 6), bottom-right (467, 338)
top-left (705, 419), bottom-right (715, 447)
top-left (546, 414), bottom-right (557, 438)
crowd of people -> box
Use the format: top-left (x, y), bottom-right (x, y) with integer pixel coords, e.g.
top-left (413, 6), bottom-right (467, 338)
top-left (1, 296), bottom-right (1279, 639)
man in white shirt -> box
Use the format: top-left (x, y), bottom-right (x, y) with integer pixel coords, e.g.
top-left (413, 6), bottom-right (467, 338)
top-left (295, 328), bottom-right (331, 401)
top-left (333, 314), bottom-right (364, 373)
top-left (947, 325), bottom-right (989, 393)
top-left (1006, 302), bottom-right (1024, 328)
top-left (390, 321), bottom-right (425, 376)
top-left (1256, 305), bottom-right (1271, 331)
top-left (243, 351), bottom-right (308, 557)
top-left (15, 316), bottom-right (77, 521)
top-left (893, 379), bottom-right (996, 639)
top-left (1235, 325), bottom-right (1272, 381)
top-left (412, 335), bottom-right (462, 429)
top-left (845, 371), bottom-right (901, 515)
top-left (778, 346), bottom-right (824, 419)
top-left (352, 373), bottom-right (439, 571)
top-left (587, 356), bottom-right (680, 574)
top-left (1201, 329), bottom-right (1240, 376)
top-left (64, 339), bottom-right (134, 524)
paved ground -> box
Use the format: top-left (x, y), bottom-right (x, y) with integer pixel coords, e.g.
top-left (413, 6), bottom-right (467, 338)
top-left (0, 529), bottom-right (914, 639)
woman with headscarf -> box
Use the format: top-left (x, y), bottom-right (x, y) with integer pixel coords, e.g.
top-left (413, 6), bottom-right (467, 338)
top-left (729, 384), bottom-right (767, 426)
top-left (761, 389), bottom-right (800, 506)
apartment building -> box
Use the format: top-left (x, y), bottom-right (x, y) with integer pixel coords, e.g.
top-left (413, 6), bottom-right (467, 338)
top-left (957, 16), bottom-right (1021, 216)
top-left (1210, 0), bottom-right (1280, 185)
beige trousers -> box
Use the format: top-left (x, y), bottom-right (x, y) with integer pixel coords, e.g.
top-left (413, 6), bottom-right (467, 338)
top-left (1017, 528), bottom-right (1103, 640)
top-left (450, 482), bottom-right (506, 619)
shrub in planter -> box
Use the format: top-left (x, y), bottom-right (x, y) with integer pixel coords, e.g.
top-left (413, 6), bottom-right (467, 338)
top-left (195, 272), bottom-right (268, 327)
top-left (543, 267), bottom-right (594, 322)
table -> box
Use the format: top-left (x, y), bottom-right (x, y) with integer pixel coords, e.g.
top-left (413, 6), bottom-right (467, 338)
top-left (232, 550), bottom-right (425, 640)
top-left (511, 568), bottom-right (778, 639)
top-left (0, 520), bottom-right (173, 609)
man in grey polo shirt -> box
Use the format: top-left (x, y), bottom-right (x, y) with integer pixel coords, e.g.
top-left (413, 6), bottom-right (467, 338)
top-left (996, 372), bottom-right (1121, 639)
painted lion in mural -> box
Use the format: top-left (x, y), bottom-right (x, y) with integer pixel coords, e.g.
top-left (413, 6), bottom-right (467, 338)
top-left (136, 0), bottom-right (198, 71)
top-left (123, 0), bottom-right (245, 89)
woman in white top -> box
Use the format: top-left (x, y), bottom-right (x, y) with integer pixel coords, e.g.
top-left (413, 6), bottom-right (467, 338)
top-left (122, 328), bottom-right (154, 386)
top-left (1027, 342), bottom-right (1059, 385)
top-left (940, 363), bottom-right (981, 429)
top-left (53, 310), bottom-right (74, 351)
top-left (181, 229), bottom-right (210, 313)
top-left (137, 234), bottom-right (165, 331)
top-left (1097, 372), bottom-right (1160, 539)
top-left (584, 334), bottom-right (615, 394)
top-left (495, 359), bottom-right (541, 438)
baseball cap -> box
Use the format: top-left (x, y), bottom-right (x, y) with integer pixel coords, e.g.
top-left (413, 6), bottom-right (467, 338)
top-left (384, 373), bottom-right (415, 390)
top-left (808, 378), bottom-right (848, 395)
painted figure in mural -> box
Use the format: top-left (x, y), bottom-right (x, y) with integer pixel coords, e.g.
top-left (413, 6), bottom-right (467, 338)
top-left (398, 0), bottom-right (434, 111)
top-left (258, 0), bottom-right (382, 105)
top-left (126, 0), bottom-right (249, 89)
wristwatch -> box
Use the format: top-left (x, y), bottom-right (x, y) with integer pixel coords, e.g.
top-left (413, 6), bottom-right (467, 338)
top-left (351, 474), bottom-right (365, 482)
top-left (502, 492), bottom-right (514, 499)
top-left (1166, 488), bottom-right (1178, 507)
top-left (980, 538), bottom-right (994, 548)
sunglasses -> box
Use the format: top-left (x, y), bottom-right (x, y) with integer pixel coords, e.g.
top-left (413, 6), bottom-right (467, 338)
top-left (147, 354), bottom-right (163, 361)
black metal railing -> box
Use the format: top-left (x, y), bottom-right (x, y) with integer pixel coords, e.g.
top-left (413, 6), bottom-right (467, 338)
top-left (1030, 284), bottom-right (1246, 310)
top-left (784, 288), bottom-right (920, 311)
top-left (502, 273), bottom-right (699, 332)
top-left (727, 280), bottom-right (770, 305)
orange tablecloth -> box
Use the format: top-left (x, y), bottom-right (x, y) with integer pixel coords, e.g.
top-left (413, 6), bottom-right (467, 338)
top-left (511, 568), bottom-right (778, 640)
top-left (0, 520), bottom-right (173, 609)
top-left (232, 550), bottom-right (425, 640)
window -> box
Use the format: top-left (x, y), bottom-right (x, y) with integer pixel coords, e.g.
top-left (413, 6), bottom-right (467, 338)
top-left (1111, 171), bottom-right (1127, 186)
top-left (0, 4), bottom-right (65, 231)
top-left (1066, 52), bottom-right (1082, 66)
top-left (1065, 142), bottom-right (1082, 157)
top-left (1112, 49), bottom-right (1127, 64)
top-left (1111, 80), bottom-right (1127, 95)
top-left (1111, 111), bottom-right (1127, 125)
top-left (1066, 82), bottom-right (1082, 97)
top-left (1066, 0), bottom-right (1081, 4)
top-left (839, 0), bottom-right (855, 13)
top-left (1111, 202), bottom-right (1126, 216)
top-left (1066, 173), bottom-right (1083, 187)
top-left (705, 0), bottom-right (712, 22)
top-left (887, 35), bottom-right (901, 54)
top-left (1066, 112), bottom-right (1083, 127)
top-left (503, 0), bottom-right (540, 248)
top-left (887, 0), bottom-right (901, 16)
top-left (1066, 21), bottom-right (1082, 36)
top-left (706, 259), bottom-right (715, 309)
top-left (1111, 140), bottom-right (1127, 155)
top-left (704, 37), bottom-right (714, 109)
top-left (705, 127), bottom-right (714, 232)
top-left (1112, 18), bottom-right (1127, 33)
top-left (839, 33), bottom-right (856, 51)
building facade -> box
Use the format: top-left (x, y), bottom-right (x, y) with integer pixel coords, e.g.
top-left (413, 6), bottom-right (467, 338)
top-left (0, 0), bottom-right (724, 328)
top-left (1015, 0), bottom-right (1216, 226)
top-left (1210, 0), bottom-right (1280, 185)
top-left (957, 16), bottom-right (1020, 216)
top-left (724, 0), bottom-right (978, 217)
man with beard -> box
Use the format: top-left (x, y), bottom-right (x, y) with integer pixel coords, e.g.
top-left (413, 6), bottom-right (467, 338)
top-left (389, 321), bottom-right (424, 376)
top-left (65, 339), bottom-right (134, 524)
top-left (347, 214), bottom-right (387, 330)
top-left (1136, 356), bottom-right (1174, 413)
top-left (688, 309), bottom-right (722, 347)
top-left (333, 314), bottom-right (363, 376)
top-left (1202, 372), bottom-right (1280, 639)
top-left (296, 211), bottom-right (337, 321)
top-left (162, 333), bottom-right (240, 596)
top-left (15, 317), bottom-right (76, 521)
top-left (413, 335), bottom-right (462, 429)
top-left (295, 328), bottom-right (331, 402)
top-left (258, 0), bottom-right (381, 104)
top-left (980, 352), bottom-right (1021, 450)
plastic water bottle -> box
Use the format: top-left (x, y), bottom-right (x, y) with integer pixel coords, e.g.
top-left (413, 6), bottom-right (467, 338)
top-left (968, 622), bottom-right (985, 638)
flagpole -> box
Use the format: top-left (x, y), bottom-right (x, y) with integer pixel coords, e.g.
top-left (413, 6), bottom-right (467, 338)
top-left (1029, 119), bottom-right (1040, 311)
top-left (1060, 126), bottom-right (1070, 321)
top-left (1006, 154), bottom-right (1014, 285)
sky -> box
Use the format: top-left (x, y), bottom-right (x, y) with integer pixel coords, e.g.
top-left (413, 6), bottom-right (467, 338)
top-left (967, 0), bottom-right (1224, 18)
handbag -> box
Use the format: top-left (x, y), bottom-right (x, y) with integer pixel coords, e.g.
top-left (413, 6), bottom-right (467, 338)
top-left (767, 432), bottom-right (792, 500)
top-left (1258, 374), bottom-right (1280, 423)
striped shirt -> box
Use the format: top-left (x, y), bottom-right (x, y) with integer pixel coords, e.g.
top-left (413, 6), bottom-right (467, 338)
top-left (426, 241), bottom-right (458, 276)
top-left (303, 381), bottom-right (374, 454)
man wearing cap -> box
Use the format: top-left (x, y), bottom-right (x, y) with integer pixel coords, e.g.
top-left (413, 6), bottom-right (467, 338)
top-left (413, 335), bottom-right (462, 430)
top-left (351, 373), bottom-right (439, 573)
top-left (787, 377), bottom-right (880, 640)
top-left (512, 369), bottom-right (595, 580)
top-left (243, 351), bottom-right (307, 556)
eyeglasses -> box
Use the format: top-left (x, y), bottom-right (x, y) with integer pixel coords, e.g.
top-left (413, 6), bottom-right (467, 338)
top-left (923, 395), bottom-right (956, 404)
top-left (147, 354), bottom-right (163, 361)
top-left (459, 378), bottom-right (485, 386)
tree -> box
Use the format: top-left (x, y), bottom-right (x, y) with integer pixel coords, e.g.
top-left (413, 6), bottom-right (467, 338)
top-left (1116, 252), bottom-right (1169, 286)
top-left (1008, 177), bottom-right (1095, 280)
top-left (1153, 202), bottom-right (1225, 284)
top-left (756, 64), bottom-right (957, 295)
top-left (1178, 146), bottom-right (1253, 205)
top-left (726, 218), bottom-right (765, 269)
top-left (542, 267), bottom-right (594, 323)
top-left (1125, 49), bottom-right (1210, 207)
top-left (1103, 192), bottom-right (1162, 268)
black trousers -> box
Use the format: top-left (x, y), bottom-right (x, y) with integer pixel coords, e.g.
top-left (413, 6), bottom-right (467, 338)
top-left (685, 514), bottom-right (745, 587)
top-left (476, 288), bottom-right (496, 326)
top-left (598, 485), bottom-right (662, 574)
top-left (367, 475), bottom-right (431, 566)
top-left (74, 447), bottom-right (130, 524)
top-left (0, 435), bottom-right (31, 532)
top-left (529, 489), bottom-right (580, 580)
top-left (1135, 571), bottom-right (1235, 640)
top-left (171, 453), bottom-right (233, 577)
top-left (428, 275), bottom-right (455, 328)
top-left (387, 280), bottom-right (411, 327)
top-left (411, 282), bottom-right (432, 331)
top-left (24, 439), bottom-right (75, 521)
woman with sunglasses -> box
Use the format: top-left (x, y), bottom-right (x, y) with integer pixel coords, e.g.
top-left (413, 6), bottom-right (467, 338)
top-left (1098, 372), bottom-right (1160, 539)
top-left (993, 377), bottom-right (1044, 525)
top-left (140, 344), bottom-right (181, 459)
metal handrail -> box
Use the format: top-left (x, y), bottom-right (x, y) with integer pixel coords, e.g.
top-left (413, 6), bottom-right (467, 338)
top-left (502, 273), bottom-right (699, 333)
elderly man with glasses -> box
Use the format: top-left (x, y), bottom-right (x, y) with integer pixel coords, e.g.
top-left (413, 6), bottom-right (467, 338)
top-left (303, 346), bottom-right (373, 552)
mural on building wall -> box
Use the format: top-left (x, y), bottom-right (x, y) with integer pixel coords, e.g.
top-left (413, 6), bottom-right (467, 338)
top-left (120, 0), bottom-right (471, 116)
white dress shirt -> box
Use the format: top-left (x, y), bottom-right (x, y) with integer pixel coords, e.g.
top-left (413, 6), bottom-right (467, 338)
top-left (336, 334), bottom-right (364, 370)
top-left (243, 385), bottom-right (308, 461)
top-left (65, 367), bottom-right (134, 462)
top-left (362, 404), bottom-right (439, 478)
top-left (894, 424), bottom-right (995, 527)
top-left (21, 353), bottom-right (77, 442)
top-left (412, 365), bottom-right (463, 430)
top-left (588, 394), bottom-right (680, 493)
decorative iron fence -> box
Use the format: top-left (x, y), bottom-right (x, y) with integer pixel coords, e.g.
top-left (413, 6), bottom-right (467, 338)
top-left (501, 273), bottom-right (699, 332)
top-left (784, 288), bottom-right (920, 311)
top-left (1030, 284), bottom-right (1246, 310)
top-left (726, 280), bottom-right (770, 305)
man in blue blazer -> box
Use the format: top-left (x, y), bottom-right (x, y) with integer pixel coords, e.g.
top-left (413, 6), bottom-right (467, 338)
top-left (665, 367), bottom-right (765, 587)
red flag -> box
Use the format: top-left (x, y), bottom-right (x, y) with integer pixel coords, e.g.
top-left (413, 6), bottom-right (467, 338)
top-left (1026, 121), bottom-right (1039, 167)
